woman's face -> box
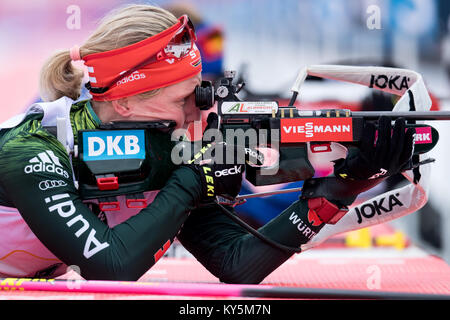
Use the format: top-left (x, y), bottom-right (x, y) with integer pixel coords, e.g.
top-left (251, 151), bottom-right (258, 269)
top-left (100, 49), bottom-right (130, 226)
top-left (122, 73), bottom-right (202, 129)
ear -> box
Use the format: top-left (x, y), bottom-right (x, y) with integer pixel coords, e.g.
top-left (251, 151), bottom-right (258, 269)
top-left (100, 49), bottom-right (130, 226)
top-left (111, 98), bottom-right (132, 117)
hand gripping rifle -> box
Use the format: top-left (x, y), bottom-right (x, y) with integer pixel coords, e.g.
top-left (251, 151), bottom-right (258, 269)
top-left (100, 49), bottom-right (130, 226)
top-left (193, 65), bottom-right (450, 252)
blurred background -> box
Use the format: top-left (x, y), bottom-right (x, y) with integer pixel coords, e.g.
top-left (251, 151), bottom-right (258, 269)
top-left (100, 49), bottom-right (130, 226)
top-left (1, 0), bottom-right (450, 262)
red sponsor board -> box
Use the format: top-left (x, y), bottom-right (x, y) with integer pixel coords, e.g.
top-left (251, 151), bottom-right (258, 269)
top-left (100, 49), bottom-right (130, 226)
top-left (280, 118), bottom-right (353, 143)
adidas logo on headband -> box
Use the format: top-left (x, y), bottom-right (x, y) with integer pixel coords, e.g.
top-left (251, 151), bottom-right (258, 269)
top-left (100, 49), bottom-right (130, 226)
top-left (117, 70), bottom-right (147, 86)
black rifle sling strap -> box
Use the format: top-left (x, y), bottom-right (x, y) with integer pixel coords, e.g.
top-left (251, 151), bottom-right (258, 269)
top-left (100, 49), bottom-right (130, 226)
top-left (408, 89), bottom-right (421, 184)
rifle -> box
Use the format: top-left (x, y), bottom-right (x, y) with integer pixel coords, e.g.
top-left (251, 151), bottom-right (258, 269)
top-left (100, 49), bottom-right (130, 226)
top-left (187, 65), bottom-right (450, 253)
top-left (194, 66), bottom-right (450, 201)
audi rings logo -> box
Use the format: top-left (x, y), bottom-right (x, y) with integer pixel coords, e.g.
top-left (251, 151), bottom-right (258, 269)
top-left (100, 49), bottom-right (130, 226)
top-left (39, 180), bottom-right (68, 191)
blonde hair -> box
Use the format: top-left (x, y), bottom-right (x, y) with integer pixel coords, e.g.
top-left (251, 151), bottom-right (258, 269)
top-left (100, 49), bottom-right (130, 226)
top-left (39, 4), bottom-right (178, 102)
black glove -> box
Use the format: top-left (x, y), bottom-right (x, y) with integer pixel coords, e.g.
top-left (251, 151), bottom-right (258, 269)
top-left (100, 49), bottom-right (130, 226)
top-left (334, 116), bottom-right (415, 180)
top-left (183, 112), bottom-right (246, 202)
top-left (185, 142), bottom-right (245, 201)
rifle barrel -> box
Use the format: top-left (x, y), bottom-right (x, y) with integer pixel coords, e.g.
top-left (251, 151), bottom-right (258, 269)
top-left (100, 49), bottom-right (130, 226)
top-left (350, 111), bottom-right (450, 120)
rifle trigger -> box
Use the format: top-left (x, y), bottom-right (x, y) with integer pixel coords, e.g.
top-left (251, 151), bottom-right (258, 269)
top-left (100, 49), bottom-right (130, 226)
top-left (216, 196), bottom-right (246, 207)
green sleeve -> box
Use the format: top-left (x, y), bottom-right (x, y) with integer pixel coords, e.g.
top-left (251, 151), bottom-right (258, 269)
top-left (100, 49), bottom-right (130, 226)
top-left (177, 199), bottom-right (321, 284)
top-left (0, 127), bottom-right (202, 280)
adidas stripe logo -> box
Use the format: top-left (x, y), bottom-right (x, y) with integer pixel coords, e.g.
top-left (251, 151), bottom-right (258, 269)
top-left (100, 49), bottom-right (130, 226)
top-left (24, 150), bottom-right (69, 178)
top-left (29, 150), bottom-right (62, 166)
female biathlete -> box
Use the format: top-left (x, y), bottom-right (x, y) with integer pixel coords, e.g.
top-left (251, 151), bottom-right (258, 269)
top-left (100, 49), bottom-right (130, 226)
top-left (0, 4), bottom-right (414, 282)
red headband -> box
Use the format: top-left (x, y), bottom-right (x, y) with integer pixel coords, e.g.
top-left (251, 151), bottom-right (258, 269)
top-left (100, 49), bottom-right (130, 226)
top-left (83, 15), bottom-right (202, 101)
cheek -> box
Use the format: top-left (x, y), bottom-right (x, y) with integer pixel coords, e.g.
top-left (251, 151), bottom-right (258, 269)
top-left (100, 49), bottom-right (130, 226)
top-left (167, 107), bottom-right (186, 129)
top-left (184, 94), bottom-right (201, 122)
